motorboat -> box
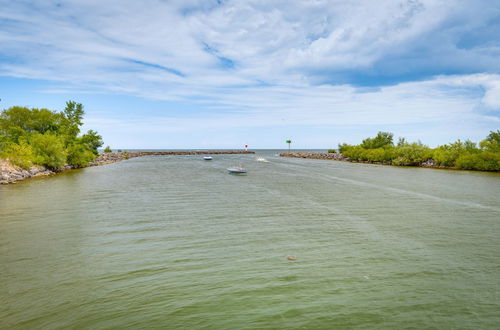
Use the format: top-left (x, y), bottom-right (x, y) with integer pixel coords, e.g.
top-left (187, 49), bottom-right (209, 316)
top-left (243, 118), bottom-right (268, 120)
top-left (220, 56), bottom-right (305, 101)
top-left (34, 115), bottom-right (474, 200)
top-left (256, 157), bottom-right (269, 162)
top-left (203, 156), bottom-right (213, 160)
top-left (227, 165), bottom-right (247, 174)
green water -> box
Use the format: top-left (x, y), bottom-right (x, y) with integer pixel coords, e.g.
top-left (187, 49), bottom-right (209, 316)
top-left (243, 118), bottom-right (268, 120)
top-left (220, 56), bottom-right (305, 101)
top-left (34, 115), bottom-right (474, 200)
top-left (1, 151), bottom-right (499, 329)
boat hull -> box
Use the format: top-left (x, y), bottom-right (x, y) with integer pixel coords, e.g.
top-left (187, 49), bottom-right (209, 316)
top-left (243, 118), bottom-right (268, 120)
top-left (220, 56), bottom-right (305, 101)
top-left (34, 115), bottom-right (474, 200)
top-left (227, 167), bottom-right (247, 174)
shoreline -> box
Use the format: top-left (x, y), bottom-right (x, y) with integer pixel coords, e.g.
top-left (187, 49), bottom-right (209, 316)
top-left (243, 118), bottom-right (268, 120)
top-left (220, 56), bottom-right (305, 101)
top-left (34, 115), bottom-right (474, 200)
top-left (279, 152), bottom-right (499, 172)
top-left (0, 150), bottom-right (255, 184)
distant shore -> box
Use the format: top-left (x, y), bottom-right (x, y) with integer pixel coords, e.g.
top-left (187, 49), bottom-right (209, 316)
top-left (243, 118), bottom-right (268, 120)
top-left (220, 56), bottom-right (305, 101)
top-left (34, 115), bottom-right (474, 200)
top-left (0, 150), bottom-right (255, 184)
top-left (279, 152), bottom-right (498, 172)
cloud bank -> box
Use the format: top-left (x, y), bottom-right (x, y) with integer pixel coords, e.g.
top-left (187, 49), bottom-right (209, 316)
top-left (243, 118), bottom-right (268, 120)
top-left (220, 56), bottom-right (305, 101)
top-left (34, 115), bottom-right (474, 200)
top-left (0, 0), bottom-right (499, 147)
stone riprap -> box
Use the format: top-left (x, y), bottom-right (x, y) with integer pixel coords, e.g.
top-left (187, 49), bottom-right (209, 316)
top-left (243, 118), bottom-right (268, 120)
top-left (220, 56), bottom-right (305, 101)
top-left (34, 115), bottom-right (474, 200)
top-left (1, 150), bottom-right (254, 184)
top-left (0, 160), bottom-right (53, 184)
top-left (279, 152), bottom-right (346, 161)
top-left (89, 150), bottom-right (255, 166)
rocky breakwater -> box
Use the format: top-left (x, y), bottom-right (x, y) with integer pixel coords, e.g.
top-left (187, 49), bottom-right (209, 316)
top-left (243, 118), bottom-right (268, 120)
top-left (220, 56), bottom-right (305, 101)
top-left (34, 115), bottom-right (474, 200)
top-left (280, 152), bottom-right (346, 161)
top-left (89, 150), bottom-right (255, 166)
top-left (0, 160), bottom-right (53, 184)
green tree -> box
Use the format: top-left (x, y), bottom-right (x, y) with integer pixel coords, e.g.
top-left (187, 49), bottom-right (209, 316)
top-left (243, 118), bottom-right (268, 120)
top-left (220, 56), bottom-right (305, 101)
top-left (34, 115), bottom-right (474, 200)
top-left (61, 101), bottom-right (85, 140)
top-left (104, 146), bottom-right (112, 153)
top-left (360, 132), bottom-right (394, 149)
top-left (480, 130), bottom-right (500, 152)
top-left (80, 130), bottom-right (103, 155)
top-left (397, 137), bottom-right (408, 147)
top-left (0, 101), bottom-right (103, 170)
top-left (29, 133), bottom-right (67, 170)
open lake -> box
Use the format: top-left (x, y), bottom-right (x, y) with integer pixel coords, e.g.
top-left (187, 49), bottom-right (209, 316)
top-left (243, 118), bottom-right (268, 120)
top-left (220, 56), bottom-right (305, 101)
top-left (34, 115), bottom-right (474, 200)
top-left (1, 150), bottom-right (499, 329)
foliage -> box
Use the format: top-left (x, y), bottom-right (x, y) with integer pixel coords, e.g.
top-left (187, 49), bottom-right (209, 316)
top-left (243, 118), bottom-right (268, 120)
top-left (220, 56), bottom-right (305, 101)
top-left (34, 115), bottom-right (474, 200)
top-left (80, 129), bottom-right (103, 155)
top-left (360, 131), bottom-right (394, 149)
top-left (337, 131), bottom-right (500, 171)
top-left (392, 143), bottom-right (432, 166)
top-left (455, 152), bottom-right (500, 171)
top-left (432, 140), bottom-right (479, 167)
top-left (61, 101), bottom-right (84, 139)
top-left (480, 130), bottom-right (500, 152)
top-left (66, 143), bottom-right (96, 168)
top-left (327, 149), bottom-right (336, 153)
top-left (338, 143), bottom-right (351, 154)
top-left (29, 133), bottom-right (67, 170)
top-left (104, 146), bottom-right (112, 153)
top-left (0, 101), bottom-right (103, 171)
top-left (0, 140), bottom-right (34, 169)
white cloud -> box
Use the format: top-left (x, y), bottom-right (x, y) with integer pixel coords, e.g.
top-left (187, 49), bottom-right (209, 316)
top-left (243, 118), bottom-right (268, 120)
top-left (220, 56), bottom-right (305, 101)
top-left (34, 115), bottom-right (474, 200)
top-left (0, 0), bottom-right (499, 147)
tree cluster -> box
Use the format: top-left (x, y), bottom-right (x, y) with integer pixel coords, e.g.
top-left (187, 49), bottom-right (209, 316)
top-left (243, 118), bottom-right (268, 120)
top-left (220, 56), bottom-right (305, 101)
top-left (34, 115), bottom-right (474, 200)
top-left (338, 131), bottom-right (500, 171)
top-left (0, 101), bottom-right (103, 170)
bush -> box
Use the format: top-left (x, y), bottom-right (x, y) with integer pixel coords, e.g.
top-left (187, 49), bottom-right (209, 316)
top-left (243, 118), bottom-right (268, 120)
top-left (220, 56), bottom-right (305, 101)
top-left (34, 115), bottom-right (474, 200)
top-left (456, 152), bottom-right (500, 171)
top-left (1, 141), bottom-right (35, 169)
top-left (30, 133), bottom-right (67, 170)
top-left (327, 149), bottom-right (336, 153)
top-left (338, 143), bottom-right (351, 154)
top-left (392, 143), bottom-right (432, 166)
top-left (104, 146), bottom-right (112, 153)
top-left (364, 148), bottom-right (387, 162)
top-left (337, 132), bottom-right (499, 171)
top-left (480, 130), bottom-right (500, 152)
top-left (67, 144), bottom-right (96, 167)
top-left (341, 145), bottom-right (364, 160)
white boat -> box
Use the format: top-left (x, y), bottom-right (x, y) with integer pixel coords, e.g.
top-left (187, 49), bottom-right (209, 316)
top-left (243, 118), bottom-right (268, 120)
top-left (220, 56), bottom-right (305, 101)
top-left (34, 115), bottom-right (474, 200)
top-left (227, 166), bottom-right (247, 174)
top-left (256, 157), bottom-right (269, 162)
top-left (203, 156), bottom-right (213, 160)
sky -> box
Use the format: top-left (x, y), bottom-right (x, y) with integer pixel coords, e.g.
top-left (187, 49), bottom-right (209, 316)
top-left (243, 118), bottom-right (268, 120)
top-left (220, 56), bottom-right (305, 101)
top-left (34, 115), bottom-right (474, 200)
top-left (0, 0), bottom-right (499, 149)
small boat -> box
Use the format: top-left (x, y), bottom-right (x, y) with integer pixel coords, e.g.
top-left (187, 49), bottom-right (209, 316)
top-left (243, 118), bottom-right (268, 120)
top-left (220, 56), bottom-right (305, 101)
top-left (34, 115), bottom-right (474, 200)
top-left (256, 157), bottom-right (269, 162)
top-left (203, 156), bottom-right (213, 160)
top-left (227, 165), bottom-right (247, 174)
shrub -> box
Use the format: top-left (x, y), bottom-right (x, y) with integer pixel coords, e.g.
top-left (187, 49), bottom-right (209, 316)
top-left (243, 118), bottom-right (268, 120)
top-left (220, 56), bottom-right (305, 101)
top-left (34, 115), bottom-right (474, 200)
top-left (67, 144), bottom-right (96, 167)
top-left (480, 130), bottom-right (500, 152)
top-left (1, 141), bottom-right (35, 169)
top-left (364, 148), bottom-right (387, 162)
top-left (341, 145), bottom-right (364, 160)
top-left (104, 146), bottom-right (112, 153)
top-left (30, 133), bottom-right (67, 170)
top-left (456, 152), bottom-right (500, 171)
top-left (433, 144), bottom-right (461, 167)
top-left (392, 143), bottom-right (432, 166)
top-left (338, 143), bottom-right (351, 154)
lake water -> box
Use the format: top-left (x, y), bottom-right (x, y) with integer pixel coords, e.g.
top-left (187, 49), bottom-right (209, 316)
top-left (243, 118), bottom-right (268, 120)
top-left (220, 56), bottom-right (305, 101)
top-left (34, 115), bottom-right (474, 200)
top-left (1, 150), bottom-right (499, 329)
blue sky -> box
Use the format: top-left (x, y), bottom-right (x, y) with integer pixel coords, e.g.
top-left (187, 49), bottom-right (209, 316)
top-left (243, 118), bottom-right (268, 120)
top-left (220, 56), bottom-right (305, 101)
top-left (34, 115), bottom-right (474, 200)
top-left (0, 0), bottom-right (499, 149)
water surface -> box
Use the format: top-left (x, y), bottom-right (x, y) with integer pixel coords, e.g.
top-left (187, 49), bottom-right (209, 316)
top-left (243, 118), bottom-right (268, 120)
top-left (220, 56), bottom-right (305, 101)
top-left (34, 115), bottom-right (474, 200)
top-left (1, 151), bottom-right (499, 329)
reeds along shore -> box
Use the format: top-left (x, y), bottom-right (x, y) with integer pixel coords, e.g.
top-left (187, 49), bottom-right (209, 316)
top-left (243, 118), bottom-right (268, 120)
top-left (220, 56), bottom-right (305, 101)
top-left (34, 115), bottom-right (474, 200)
top-left (0, 150), bottom-right (255, 184)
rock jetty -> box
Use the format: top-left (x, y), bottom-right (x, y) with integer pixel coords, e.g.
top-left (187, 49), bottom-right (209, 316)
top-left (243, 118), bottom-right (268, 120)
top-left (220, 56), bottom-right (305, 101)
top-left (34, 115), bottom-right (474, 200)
top-left (1, 150), bottom-right (254, 184)
top-left (280, 152), bottom-right (346, 161)
top-left (89, 150), bottom-right (254, 166)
